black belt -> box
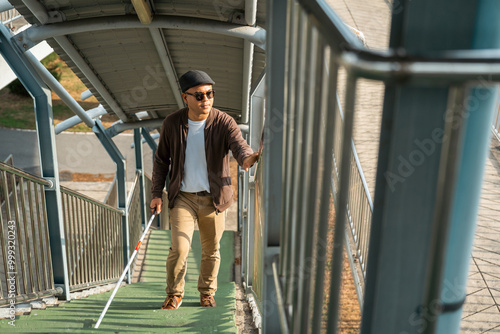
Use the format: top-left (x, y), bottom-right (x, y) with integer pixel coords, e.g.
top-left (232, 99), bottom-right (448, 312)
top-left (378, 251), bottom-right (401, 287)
top-left (188, 191), bottom-right (211, 196)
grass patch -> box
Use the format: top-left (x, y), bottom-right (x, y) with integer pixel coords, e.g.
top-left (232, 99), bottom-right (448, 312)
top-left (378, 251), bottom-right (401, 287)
top-left (0, 52), bottom-right (119, 132)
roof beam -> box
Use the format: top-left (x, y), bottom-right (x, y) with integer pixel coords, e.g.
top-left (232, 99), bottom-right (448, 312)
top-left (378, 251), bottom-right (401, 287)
top-left (54, 36), bottom-right (130, 122)
top-left (19, 0), bottom-right (130, 122)
top-left (131, 0), bottom-right (153, 25)
top-left (22, 15), bottom-right (266, 50)
top-left (107, 119), bottom-right (164, 137)
top-left (149, 28), bottom-right (184, 109)
top-left (21, 0), bottom-right (49, 24)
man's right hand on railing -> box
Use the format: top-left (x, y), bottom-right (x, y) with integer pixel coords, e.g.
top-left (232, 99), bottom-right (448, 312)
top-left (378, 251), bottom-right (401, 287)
top-left (150, 197), bottom-right (162, 214)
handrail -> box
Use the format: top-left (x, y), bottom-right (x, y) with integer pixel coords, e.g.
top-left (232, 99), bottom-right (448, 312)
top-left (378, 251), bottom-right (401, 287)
top-left (60, 185), bottom-right (123, 214)
top-left (61, 183), bottom-right (123, 290)
top-left (0, 161), bottom-right (55, 304)
top-left (0, 161), bottom-right (51, 186)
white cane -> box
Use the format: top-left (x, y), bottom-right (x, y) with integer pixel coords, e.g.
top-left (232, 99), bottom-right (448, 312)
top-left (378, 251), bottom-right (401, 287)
top-left (94, 212), bottom-right (157, 329)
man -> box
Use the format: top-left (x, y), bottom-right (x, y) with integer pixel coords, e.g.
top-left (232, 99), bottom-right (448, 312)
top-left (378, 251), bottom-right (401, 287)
top-left (150, 70), bottom-right (259, 310)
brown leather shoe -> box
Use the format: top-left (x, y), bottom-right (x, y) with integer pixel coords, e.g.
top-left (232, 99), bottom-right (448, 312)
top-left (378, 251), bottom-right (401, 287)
top-left (200, 294), bottom-right (216, 307)
top-left (161, 295), bottom-right (182, 309)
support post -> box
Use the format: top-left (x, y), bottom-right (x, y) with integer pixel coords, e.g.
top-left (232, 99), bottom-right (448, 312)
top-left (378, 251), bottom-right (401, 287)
top-left (361, 0), bottom-right (491, 333)
top-left (134, 128), bottom-right (146, 226)
top-left (262, 0), bottom-right (287, 332)
top-left (0, 24), bottom-right (70, 299)
top-left (436, 1), bottom-right (500, 332)
top-left (92, 120), bottom-right (130, 283)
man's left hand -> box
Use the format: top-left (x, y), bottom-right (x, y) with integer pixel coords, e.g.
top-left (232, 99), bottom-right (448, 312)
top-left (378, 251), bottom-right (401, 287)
top-left (242, 152), bottom-right (260, 171)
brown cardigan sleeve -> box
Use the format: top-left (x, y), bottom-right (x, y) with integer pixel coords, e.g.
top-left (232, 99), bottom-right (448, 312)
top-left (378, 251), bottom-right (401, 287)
top-left (226, 116), bottom-right (253, 166)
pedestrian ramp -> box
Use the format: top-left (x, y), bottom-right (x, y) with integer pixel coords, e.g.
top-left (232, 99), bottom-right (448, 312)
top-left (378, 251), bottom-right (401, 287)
top-left (0, 229), bottom-right (238, 333)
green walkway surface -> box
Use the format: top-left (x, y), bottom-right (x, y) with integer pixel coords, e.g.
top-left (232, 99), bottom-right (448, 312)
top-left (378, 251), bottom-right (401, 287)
top-left (0, 229), bottom-right (237, 333)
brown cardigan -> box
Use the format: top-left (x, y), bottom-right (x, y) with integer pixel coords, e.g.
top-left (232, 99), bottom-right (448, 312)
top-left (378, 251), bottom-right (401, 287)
top-left (151, 107), bottom-right (253, 213)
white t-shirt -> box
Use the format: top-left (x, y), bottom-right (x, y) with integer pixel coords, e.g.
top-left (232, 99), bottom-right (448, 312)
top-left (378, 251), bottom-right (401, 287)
top-left (180, 118), bottom-right (211, 193)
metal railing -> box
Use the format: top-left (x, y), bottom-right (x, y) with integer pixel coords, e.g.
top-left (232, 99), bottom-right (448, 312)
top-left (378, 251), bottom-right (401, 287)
top-left (60, 185), bottom-right (123, 290)
top-left (331, 94), bottom-right (373, 304)
top-left (0, 161), bottom-right (57, 304)
top-left (0, 8), bottom-right (23, 31)
top-left (127, 172), bottom-right (143, 259)
top-left (242, 0), bottom-right (500, 333)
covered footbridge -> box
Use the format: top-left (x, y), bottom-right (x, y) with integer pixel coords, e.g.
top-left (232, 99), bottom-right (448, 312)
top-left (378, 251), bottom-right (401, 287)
top-left (1, 0), bottom-right (500, 333)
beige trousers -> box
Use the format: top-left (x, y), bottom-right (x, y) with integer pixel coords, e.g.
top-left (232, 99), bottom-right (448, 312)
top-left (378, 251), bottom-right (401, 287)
top-left (166, 192), bottom-right (225, 297)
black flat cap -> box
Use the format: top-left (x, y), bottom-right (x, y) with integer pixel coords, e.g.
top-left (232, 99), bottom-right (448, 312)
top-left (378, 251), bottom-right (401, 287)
top-left (179, 70), bottom-right (215, 92)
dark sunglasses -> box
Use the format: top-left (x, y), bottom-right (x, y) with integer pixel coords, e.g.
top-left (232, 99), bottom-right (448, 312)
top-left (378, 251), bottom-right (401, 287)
top-left (185, 90), bottom-right (215, 101)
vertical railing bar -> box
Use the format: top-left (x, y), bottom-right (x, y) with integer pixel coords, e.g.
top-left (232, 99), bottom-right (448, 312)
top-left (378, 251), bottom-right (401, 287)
top-left (287, 7), bottom-right (308, 313)
top-left (281, 0), bottom-right (299, 280)
top-left (117, 210), bottom-right (122, 278)
top-left (29, 180), bottom-right (42, 292)
top-left (89, 203), bottom-right (96, 284)
top-left (19, 178), bottom-right (34, 294)
top-left (34, 182), bottom-right (46, 291)
top-left (105, 207), bottom-right (110, 281)
top-left (104, 209), bottom-right (110, 280)
top-left (62, 192), bottom-right (73, 287)
top-left (111, 210), bottom-right (116, 279)
top-left (326, 73), bottom-right (358, 334)
top-left (90, 202), bottom-right (95, 283)
top-left (115, 210), bottom-right (121, 278)
top-left (312, 54), bottom-right (339, 334)
top-left (72, 195), bottom-right (81, 286)
top-left (39, 184), bottom-right (54, 290)
top-left (69, 193), bottom-right (78, 287)
top-left (2, 171), bottom-right (12, 222)
top-left (118, 211), bottom-right (123, 276)
top-left (96, 205), bottom-right (101, 282)
top-left (82, 198), bottom-right (90, 284)
top-left (34, 183), bottom-right (46, 290)
top-left (82, 199), bottom-right (89, 284)
top-left (11, 174), bottom-right (27, 295)
top-left (0, 172), bottom-right (9, 299)
top-left (77, 197), bottom-right (86, 285)
top-left (25, 180), bottom-right (37, 292)
top-left (111, 209), bottom-right (116, 280)
top-left (302, 26), bottom-right (325, 334)
top-left (93, 205), bottom-right (100, 283)
top-left (98, 206), bottom-right (104, 282)
top-left (68, 194), bottom-right (76, 287)
top-left (294, 15), bottom-right (314, 334)
top-left (294, 21), bottom-right (319, 333)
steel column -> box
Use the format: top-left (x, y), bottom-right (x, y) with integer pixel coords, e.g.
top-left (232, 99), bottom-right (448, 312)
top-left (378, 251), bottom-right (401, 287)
top-left (436, 1), bottom-right (500, 332)
top-left (262, 0), bottom-right (287, 332)
top-left (134, 128), bottom-right (146, 226)
top-left (0, 24), bottom-right (70, 300)
top-left (361, 0), bottom-right (483, 333)
top-left (149, 28), bottom-right (184, 109)
top-left (92, 120), bottom-right (130, 283)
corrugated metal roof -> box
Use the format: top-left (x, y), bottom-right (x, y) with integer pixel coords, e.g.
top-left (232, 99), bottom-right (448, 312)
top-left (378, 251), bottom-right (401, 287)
top-left (9, 0), bottom-right (266, 125)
